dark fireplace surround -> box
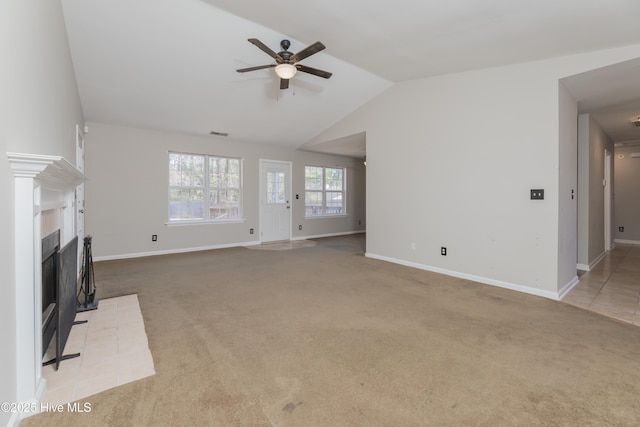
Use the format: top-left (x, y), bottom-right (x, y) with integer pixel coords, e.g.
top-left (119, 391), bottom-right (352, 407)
top-left (41, 230), bottom-right (60, 357)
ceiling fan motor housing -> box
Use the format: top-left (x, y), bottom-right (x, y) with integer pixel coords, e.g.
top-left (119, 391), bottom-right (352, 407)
top-left (278, 40), bottom-right (293, 62)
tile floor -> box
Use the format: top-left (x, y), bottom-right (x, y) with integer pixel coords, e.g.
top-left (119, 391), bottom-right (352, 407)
top-left (41, 294), bottom-right (155, 405)
top-left (562, 244), bottom-right (640, 326)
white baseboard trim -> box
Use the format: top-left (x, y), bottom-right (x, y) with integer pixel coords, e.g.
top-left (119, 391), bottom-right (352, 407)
top-left (591, 251), bottom-right (606, 269)
top-left (577, 250), bottom-right (607, 272)
top-left (292, 230), bottom-right (365, 241)
top-left (93, 231), bottom-right (367, 261)
top-left (93, 240), bottom-right (261, 262)
top-left (365, 252), bottom-right (563, 300)
top-left (614, 239), bottom-right (640, 245)
top-left (12, 377), bottom-right (47, 424)
top-left (558, 275), bottom-right (580, 300)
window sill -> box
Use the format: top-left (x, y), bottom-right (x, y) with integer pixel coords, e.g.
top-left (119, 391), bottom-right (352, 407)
top-left (166, 218), bottom-right (246, 226)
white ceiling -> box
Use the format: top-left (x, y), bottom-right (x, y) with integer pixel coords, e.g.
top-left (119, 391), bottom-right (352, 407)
top-left (61, 0), bottom-right (640, 157)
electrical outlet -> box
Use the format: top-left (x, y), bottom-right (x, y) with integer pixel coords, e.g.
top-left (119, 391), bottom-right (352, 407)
top-left (250, 228), bottom-right (254, 234)
top-left (298, 225), bottom-right (302, 230)
top-left (358, 220), bottom-right (361, 225)
top-left (530, 189), bottom-right (544, 200)
top-left (152, 234), bottom-right (157, 242)
top-left (441, 247), bottom-right (447, 256)
top-left (411, 242), bottom-right (416, 250)
top-left (619, 226), bottom-right (624, 232)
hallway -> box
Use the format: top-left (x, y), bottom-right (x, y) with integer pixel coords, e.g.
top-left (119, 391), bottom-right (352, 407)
top-left (562, 244), bottom-right (640, 326)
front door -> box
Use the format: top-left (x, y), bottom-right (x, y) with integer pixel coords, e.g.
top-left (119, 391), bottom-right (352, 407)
top-left (260, 160), bottom-right (291, 243)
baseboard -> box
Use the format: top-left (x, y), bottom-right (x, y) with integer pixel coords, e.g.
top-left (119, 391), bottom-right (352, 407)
top-left (94, 231), bottom-right (366, 261)
top-left (93, 240), bottom-right (261, 262)
top-left (10, 377), bottom-right (47, 424)
top-left (614, 239), bottom-right (640, 245)
top-left (365, 252), bottom-right (562, 300)
top-left (558, 276), bottom-right (580, 300)
top-left (292, 230), bottom-right (365, 241)
top-left (576, 263), bottom-right (590, 272)
top-left (577, 248), bottom-right (610, 272)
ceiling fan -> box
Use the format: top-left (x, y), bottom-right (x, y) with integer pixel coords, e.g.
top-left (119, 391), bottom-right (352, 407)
top-left (236, 38), bottom-right (333, 89)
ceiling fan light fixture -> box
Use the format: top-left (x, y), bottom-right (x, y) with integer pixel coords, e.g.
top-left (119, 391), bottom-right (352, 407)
top-left (631, 117), bottom-right (640, 127)
top-left (275, 63), bottom-right (297, 79)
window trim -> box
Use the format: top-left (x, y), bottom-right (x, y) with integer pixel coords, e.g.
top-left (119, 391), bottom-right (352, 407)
top-left (168, 151), bottom-right (244, 224)
top-left (304, 165), bottom-right (347, 218)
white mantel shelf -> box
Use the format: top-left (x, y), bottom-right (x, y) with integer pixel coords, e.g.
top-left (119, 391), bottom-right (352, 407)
top-left (7, 152), bottom-right (86, 185)
top-left (8, 152), bottom-right (86, 211)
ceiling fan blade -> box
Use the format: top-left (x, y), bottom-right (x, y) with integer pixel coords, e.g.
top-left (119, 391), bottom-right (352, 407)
top-left (280, 78), bottom-right (290, 90)
top-left (290, 41), bottom-right (325, 63)
top-left (296, 64), bottom-right (332, 79)
top-left (236, 64), bottom-right (276, 73)
top-left (248, 38), bottom-right (283, 62)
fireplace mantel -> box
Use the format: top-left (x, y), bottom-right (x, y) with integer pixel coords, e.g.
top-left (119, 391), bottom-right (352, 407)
top-left (8, 152), bottom-right (86, 210)
top-left (7, 152), bottom-right (86, 419)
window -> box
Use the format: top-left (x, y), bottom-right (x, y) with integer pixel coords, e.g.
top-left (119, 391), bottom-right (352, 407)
top-left (305, 166), bottom-right (346, 217)
top-left (168, 152), bottom-right (242, 222)
top-left (267, 170), bottom-right (286, 204)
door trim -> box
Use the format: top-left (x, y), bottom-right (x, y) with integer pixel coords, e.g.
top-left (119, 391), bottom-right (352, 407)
top-left (604, 149), bottom-right (612, 251)
top-left (259, 159), bottom-right (292, 243)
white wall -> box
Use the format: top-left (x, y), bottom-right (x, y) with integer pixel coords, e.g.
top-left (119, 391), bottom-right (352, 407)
top-left (84, 122), bottom-right (366, 260)
top-left (366, 64), bottom-right (561, 296)
top-left (577, 114), bottom-right (614, 268)
top-left (614, 145), bottom-right (640, 243)
top-left (1, 0), bottom-right (83, 425)
top-left (310, 44), bottom-right (640, 299)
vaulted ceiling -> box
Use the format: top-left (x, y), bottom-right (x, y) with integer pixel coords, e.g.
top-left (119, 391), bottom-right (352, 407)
top-left (60, 0), bottom-right (640, 156)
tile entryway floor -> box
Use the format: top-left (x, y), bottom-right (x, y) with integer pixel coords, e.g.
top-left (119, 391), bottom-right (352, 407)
top-left (42, 294), bottom-right (155, 405)
top-left (562, 244), bottom-right (640, 326)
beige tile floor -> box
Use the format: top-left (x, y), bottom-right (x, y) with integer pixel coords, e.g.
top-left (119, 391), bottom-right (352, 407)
top-left (562, 243), bottom-right (640, 326)
top-left (42, 294), bottom-right (155, 405)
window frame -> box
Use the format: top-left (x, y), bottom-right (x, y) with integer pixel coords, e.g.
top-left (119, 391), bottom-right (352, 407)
top-left (167, 151), bottom-right (243, 224)
top-left (304, 165), bottom-right (347, 218)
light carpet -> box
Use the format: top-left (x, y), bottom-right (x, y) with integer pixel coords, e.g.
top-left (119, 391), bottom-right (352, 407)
top-left (23, 234), bottom-right (640, 426)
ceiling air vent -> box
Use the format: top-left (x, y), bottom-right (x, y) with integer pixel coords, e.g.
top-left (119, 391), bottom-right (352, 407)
top-left (209, 131), bottom-right (229, 137)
